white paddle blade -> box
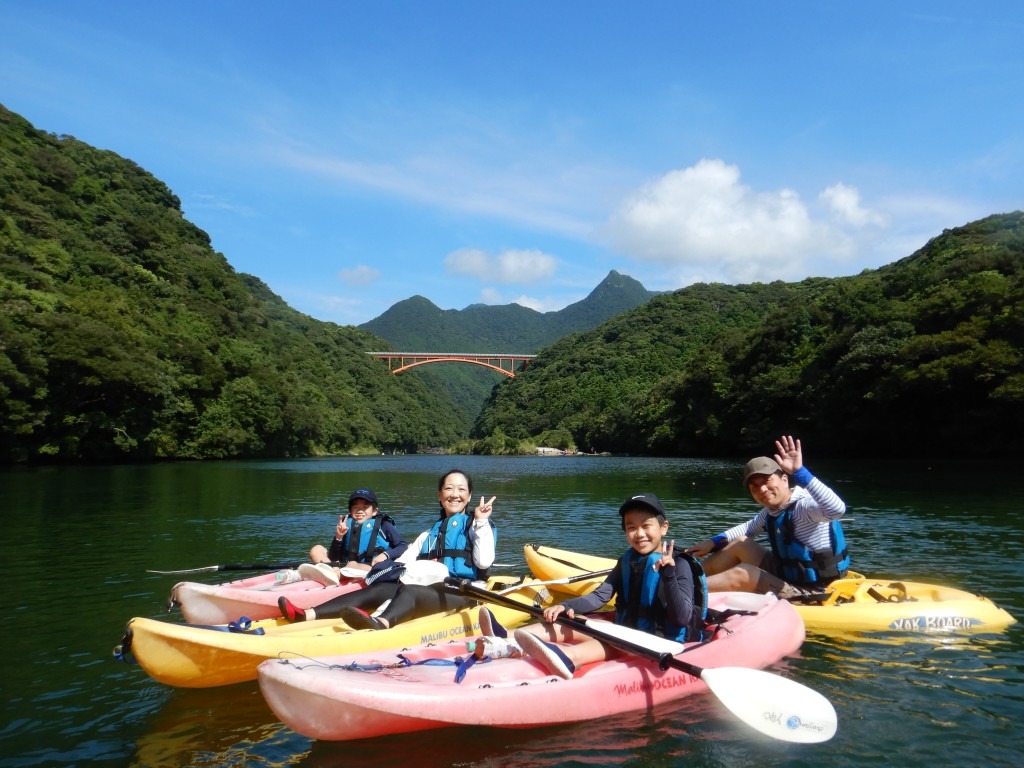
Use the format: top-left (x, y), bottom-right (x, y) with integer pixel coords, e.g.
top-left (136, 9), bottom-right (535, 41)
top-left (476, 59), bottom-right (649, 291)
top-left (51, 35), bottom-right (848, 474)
top-left (701, 667), bottom-right (837, 743)
top-left (580, 618), bottom-right (686, 655)
top-left (146, 565), bottom-right (220, 574)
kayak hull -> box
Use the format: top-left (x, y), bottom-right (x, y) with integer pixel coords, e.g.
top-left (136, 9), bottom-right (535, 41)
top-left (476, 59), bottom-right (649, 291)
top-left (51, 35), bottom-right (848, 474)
top-left (795, 576), bottom-right (1016, 632)
top-left (524, 544), bottom-right (1016, 633)
top-left (118, 577), bottom-right (547, 688)
top-left (171, 572), bottom-right (364, 624)
top-left (257, 592), bottom-right (804, 741)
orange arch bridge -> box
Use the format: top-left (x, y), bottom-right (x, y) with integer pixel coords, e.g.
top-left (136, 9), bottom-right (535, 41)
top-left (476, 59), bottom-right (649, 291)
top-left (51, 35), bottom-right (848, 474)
top-left (367, 352), bottom-right (536, 378)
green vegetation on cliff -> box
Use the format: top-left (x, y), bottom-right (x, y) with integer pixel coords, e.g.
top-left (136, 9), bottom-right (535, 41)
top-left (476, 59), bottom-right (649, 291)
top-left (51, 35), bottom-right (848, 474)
top-left (359, 270), bottom-right (655, 427)
top-left (0, 105), bottom-right (462, 462)
top-left (475, 213), bottom-right (1024, 457)
top-left (4, 101), bottom-right (1021, 463)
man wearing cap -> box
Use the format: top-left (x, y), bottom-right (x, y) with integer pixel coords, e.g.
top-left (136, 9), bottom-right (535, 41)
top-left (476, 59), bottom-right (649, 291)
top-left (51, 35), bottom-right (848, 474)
top-left (302, 488), bottom-right (408, 586)
top-left (686, 435), bottom-right (849, 600)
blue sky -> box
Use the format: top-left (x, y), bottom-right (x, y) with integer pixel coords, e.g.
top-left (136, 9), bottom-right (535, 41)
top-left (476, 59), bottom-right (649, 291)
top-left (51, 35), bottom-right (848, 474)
top-left (2, 2), bottom-right (1022, 327)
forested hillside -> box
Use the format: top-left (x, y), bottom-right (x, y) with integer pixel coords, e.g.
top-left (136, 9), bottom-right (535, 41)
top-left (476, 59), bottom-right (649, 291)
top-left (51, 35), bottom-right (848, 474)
top-left (475, 213), bottom-right (1024, 457)
top-left (359, 270), bottom-right (655, 425)
top-left (4, 101), bottom-right (1021, 464)
top-left (0, 105), bottom-right (464, 463)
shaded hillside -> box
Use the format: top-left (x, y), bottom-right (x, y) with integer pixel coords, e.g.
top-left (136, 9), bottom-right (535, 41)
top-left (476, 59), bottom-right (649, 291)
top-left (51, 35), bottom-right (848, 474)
top-left (361, 270), bottom-right (654, 350)
top-left (0, 104), bottom-right (463, 463)
top-left (475, 213), bottom-right (1024, 457)
top-left (359, 271), bottom-right (655, 424)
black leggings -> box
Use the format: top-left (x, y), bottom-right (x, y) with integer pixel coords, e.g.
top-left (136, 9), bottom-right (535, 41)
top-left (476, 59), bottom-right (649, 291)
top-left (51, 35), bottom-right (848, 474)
top-left (312, 582), bottom-right (475, 626)
top-left (311, 582), bottom-right (400, 619)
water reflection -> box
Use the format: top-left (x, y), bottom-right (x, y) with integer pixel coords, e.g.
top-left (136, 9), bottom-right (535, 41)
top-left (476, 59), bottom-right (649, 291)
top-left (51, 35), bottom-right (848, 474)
top-left (296, 695), bottom-right (729, 768)
top-left (128, 684), bottom-right (299, 768)
top-left (3, 455), bottom-right (1023, 768)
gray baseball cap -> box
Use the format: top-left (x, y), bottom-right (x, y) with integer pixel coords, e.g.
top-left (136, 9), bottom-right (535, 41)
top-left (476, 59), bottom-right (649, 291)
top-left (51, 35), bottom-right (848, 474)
top-left (742, 457), bottom-right (783, 486)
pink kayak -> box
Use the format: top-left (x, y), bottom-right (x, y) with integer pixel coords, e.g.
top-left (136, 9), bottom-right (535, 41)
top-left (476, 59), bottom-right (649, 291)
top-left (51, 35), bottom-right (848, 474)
top-left (257, 592), bottom-right (810, 742)
top-left (171, 571), bottom-right (364, 624)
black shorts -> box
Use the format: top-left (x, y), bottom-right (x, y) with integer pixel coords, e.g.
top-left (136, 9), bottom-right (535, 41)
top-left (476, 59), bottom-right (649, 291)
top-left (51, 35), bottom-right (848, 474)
top-left (758, 550), bottom-right (784, 578)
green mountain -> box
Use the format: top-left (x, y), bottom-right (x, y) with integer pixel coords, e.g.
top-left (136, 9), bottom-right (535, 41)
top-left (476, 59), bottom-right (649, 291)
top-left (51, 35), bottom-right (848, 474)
top-left (475, 213), bottom-right (1024, 457)
top-left (358, 271), bottom-right (656, 426)
top-left (0, 104), bottom-right (464, 463)
top-left (360, 270), bottom-right (655, 350)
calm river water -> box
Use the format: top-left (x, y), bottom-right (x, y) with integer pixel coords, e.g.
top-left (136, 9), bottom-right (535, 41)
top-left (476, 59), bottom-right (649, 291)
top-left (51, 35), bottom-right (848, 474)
top-left (2, 454), bottom-right (1022, 767)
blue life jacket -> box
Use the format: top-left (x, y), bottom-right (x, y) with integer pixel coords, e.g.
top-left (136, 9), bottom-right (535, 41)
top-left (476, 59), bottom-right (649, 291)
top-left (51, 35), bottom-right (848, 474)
top-left (341, 514), bottom-right (393, 565)
top-left (615, 548), bottom-right (708, 642)
top-left (766, 507), bottom-right (850, 586)
top-left (418, 512), bottom-right (496, 580)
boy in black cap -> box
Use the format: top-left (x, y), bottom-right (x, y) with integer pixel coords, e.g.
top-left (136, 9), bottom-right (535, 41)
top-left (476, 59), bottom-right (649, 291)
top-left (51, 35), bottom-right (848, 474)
top-left (301, 488), bottom-right (407, 586)
top-left (473, 493), bottom-right (706, 679)
top-left (686, 435), bottom-right (849, 599)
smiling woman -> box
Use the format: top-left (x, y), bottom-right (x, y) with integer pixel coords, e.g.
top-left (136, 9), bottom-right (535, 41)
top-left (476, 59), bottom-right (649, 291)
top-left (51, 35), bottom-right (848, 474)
top-left (277, 469), bottom-right (499, 628)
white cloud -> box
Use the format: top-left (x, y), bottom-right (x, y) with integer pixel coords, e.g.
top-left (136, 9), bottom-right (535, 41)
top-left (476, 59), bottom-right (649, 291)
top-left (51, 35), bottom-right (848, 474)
top-left (508, 294), bottom-right (551, 312)
top-left (603, 159), bottom-right (893, 283)
top-left (267, 141), bottom-right (595, 239)
top-left (821, 183), bottom-right (886, 227)
top-left (478, 287), bottom-right (504, 304)
top-left (474, 289), bottom-right (574, 313)
top-left (187, 193), bottom-right (255, 217)
top-left (444, 247), bottom-right (558, 284)
top-left (338, 264), bottom-right (380, 285)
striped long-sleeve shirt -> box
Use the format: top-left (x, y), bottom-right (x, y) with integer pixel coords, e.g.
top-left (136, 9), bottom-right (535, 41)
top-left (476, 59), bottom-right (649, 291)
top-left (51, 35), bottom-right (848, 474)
top-left (722, 467), bottom-right (846, 552)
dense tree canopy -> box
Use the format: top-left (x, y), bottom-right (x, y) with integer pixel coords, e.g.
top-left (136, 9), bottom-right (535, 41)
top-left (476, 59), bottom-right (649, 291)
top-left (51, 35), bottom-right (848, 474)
top-left (3, 102), bottom-right (1021, 463)
top-left (475, 213), bottom-right (1024, 457)
top-left (0, 105), bottom-right (463, 463)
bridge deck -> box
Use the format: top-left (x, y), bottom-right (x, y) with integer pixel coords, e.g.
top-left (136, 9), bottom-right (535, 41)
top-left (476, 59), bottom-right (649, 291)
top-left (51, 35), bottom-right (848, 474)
top-left (367, 352), bottom-right (536, 377)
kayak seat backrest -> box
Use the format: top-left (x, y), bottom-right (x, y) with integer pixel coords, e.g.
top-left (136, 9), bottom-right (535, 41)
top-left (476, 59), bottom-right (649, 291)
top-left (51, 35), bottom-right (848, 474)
top-left (823, 578), bottom-right (863, 605)
top-left (866, 582), bottom-right (917, 604)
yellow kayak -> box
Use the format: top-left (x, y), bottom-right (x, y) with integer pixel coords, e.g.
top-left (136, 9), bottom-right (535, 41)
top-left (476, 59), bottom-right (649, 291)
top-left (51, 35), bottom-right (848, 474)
top-left (524, 544), bottom-right (1016, 634)
top-left (114, 575), bottom-right (550, 688)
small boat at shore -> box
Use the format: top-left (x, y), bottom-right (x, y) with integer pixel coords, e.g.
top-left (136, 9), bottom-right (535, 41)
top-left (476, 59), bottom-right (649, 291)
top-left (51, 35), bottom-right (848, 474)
top-left (115, 576), bottom-right (549, 688)
top-left (524, 544), bottom-right (1016, 634)
top-left (257, 591), bottom-right (814, 742)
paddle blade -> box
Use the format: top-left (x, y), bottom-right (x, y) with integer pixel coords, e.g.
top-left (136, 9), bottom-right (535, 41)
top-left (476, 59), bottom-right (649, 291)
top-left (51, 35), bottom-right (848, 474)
top-left (146, 565), bottom-right (220, 574)
top-left (700, 667), bottom-right (837, 744)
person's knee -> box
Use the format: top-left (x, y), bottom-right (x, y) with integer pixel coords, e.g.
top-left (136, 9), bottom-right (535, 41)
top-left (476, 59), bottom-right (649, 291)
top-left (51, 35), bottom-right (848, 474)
top-left (752, 567), bottom-right (786, 594)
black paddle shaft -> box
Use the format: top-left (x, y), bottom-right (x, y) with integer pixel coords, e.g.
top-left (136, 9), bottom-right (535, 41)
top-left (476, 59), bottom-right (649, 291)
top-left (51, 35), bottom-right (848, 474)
top-left (147, 561), bottom-right (343, 575)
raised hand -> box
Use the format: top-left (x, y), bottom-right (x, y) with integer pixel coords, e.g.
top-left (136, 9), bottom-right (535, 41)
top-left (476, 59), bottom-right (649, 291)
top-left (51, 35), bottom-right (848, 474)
top-left (773, 435), bottom-right (803, 475)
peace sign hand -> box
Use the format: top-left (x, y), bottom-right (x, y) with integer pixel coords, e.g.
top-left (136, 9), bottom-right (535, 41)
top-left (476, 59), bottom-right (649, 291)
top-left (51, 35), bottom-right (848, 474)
top-left (654, 539), bottom-right (675, 570)
top-left (474, 495), bottom-right (496, 520)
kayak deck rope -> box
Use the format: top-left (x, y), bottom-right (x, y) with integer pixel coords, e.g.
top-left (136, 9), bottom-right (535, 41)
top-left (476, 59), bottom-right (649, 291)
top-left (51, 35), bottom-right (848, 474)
top-left (270, 649), bottom-right (467, 674)
top-left (527, 544), bottom-right (593, 572)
